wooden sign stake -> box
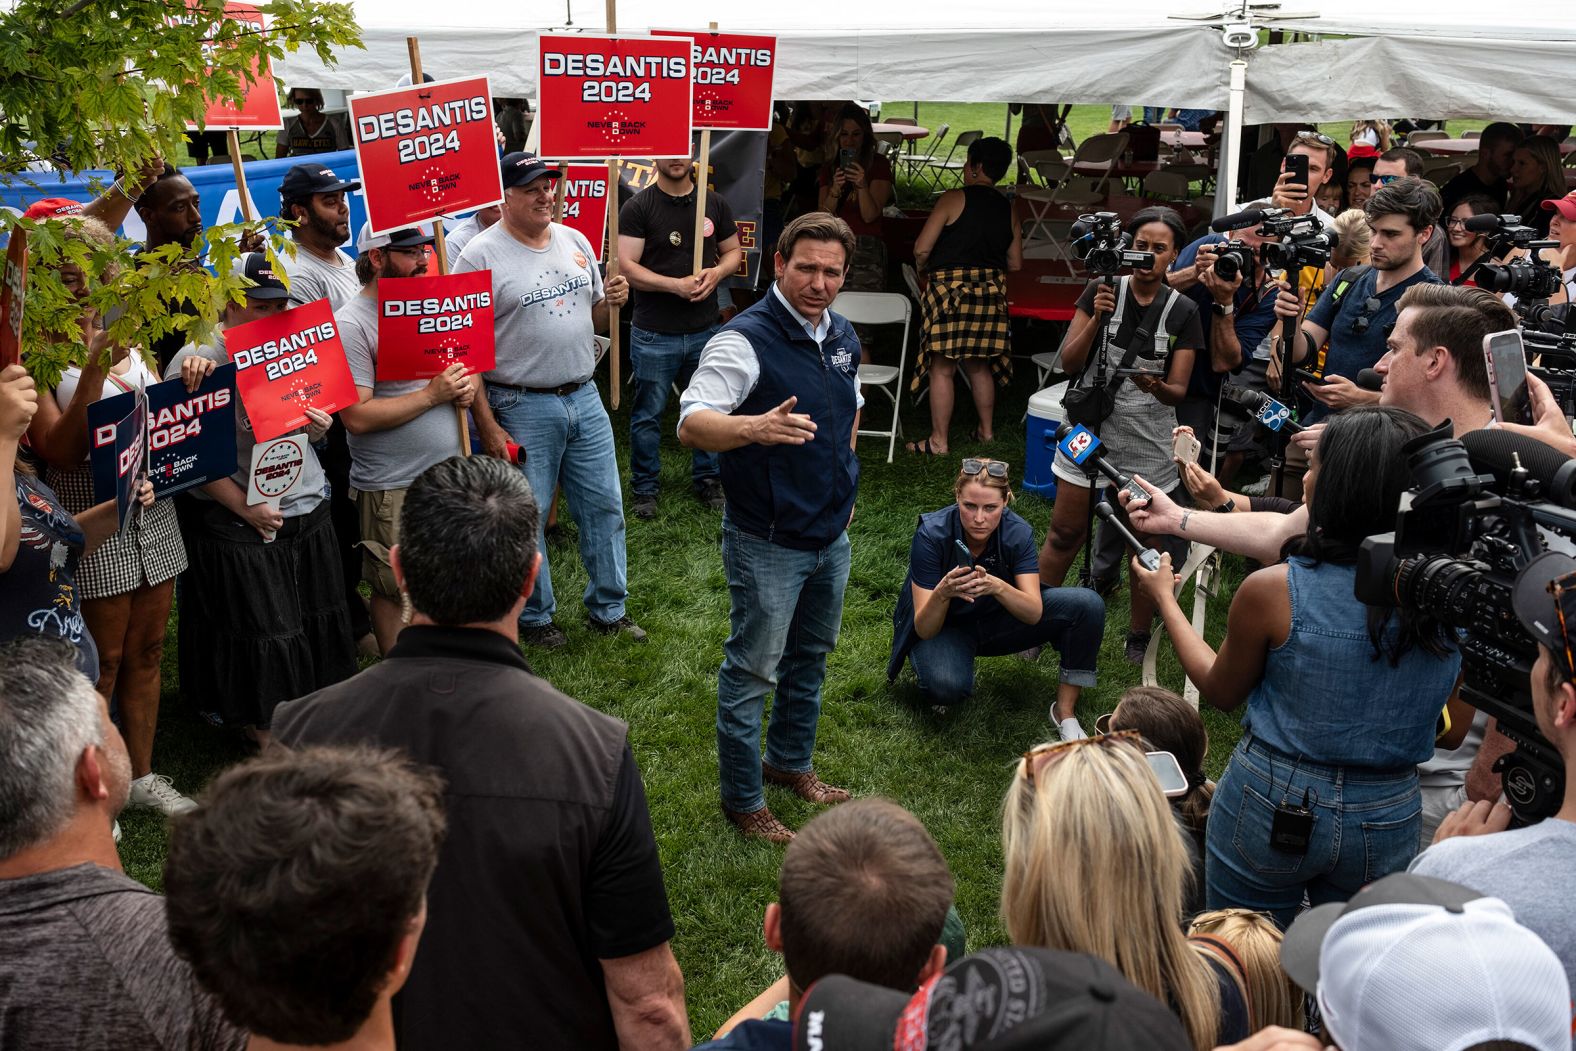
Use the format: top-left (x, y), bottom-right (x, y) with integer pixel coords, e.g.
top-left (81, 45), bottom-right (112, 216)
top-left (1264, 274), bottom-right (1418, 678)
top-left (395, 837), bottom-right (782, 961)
top-left (690, 22), bottom-right (718, 276)
top-left (604, 0), bottom-right (622, 408)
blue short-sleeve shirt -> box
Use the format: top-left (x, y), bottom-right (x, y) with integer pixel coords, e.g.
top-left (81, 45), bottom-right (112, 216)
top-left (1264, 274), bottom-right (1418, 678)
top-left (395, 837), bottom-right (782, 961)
top-left (1303, 265), bottom-right (1442, 423)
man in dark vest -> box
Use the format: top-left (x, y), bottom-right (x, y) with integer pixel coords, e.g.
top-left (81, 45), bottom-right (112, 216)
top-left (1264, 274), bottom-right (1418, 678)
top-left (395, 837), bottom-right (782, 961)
top-left (272, 456), bottom-right (689, 1051)
top-left (679, 212), bottom-right (863, 844)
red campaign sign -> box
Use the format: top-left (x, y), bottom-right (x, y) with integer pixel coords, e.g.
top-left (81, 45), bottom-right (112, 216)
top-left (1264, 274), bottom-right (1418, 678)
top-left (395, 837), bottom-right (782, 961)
top-left (537, 34), bottom-right (693, 160)
top-left (0, 228), bottom-right (25, 369)
top-left (229, 297), bottom-right (358, 442)
top-left (183, 3), bottom-right (284, 131)
top-left (375, 271), bottom-right (496, 382)
top-left (652, 31), bottom-right (776, 132)
top-left (561, 165), bottom-right (611, 260)
top-left (350, 76), bottom-right (505, 237)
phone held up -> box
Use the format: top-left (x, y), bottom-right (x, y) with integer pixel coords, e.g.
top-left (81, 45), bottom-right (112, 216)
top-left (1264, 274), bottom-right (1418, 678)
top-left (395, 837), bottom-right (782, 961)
top-left (1484, 328), bottom-right (1533, 426)
top-left (1284, 152), bottom-right (1309, 193)
top-left (1172, 430), bottom-right (1201, 467)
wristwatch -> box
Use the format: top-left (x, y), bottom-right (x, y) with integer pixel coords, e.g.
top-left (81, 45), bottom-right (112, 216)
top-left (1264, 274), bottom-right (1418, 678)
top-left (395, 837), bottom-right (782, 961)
top-left (1214, 498), bottom-right (1236, 513)
top-left (1211, 301), bottom-right (1235, 317)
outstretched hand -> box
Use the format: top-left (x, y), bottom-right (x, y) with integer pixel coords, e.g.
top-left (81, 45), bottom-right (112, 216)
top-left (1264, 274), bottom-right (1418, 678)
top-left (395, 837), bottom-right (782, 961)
top-left (748, 397), bottom-right (818, 446)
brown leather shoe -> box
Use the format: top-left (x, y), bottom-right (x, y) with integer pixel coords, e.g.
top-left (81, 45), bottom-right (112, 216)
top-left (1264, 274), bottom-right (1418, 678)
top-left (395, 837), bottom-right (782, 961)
top-left (762, 763), bottom-right (851, 805)
top-left (723, 805), bottom-right (795, 844)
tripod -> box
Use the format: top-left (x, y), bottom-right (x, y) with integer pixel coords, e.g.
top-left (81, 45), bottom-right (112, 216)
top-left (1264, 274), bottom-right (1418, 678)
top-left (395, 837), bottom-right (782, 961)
top-left (1076, 274), bottom-right (1118, 589)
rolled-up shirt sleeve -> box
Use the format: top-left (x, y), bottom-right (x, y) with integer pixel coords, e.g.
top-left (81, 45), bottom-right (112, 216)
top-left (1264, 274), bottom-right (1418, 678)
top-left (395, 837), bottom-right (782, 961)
top-left (678, 329), bottom-right (760, 430)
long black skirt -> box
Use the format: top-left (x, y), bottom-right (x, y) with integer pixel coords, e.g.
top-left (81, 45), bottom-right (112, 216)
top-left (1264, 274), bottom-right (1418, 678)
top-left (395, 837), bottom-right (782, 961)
top-left (177, 498), bottom-right (356, 729)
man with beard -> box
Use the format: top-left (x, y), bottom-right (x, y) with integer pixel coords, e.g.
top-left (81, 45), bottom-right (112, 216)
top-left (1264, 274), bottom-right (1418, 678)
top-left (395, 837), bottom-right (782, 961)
top-left (278, 163), bottom-right (363, 309)
top-left (337, 223), bottom-right (478, 654)
top-left (133, 166), bottom-right (206, 372)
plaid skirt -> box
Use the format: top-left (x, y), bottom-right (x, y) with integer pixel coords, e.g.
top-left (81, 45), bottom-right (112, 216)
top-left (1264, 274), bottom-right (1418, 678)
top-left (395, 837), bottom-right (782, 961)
top-left (912, 266), bottom-right (1013, 391)
top-left (47, 463), bottom-right (187, 600)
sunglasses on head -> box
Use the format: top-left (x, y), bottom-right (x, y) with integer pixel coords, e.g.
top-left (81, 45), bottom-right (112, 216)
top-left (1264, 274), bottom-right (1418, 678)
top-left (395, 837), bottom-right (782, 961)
top-left (1548, 570), bottom-right (1576, 678)
top-left (962, 458), bottom-right (1009, 479)
top-left (1351, 296), bottom-right (1384, 336)
top-left (1295, 131), bottom-right (1336, 147)
top-left (1020, 729), bottom-right (1143, 788)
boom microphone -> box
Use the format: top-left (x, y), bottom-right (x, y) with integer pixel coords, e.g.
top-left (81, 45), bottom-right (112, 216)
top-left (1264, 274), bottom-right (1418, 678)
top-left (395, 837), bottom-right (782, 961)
top-left (1463, 213), bottom-right (1517, 234)
top-left (1210, 208), bottom-right (1269, 233)
top-left (1461, 428), bottom-right (1576, 509)
top-left (1356, 368), bottom-right (1385, 392)
top-left (1095, 502), bottom-right (1163, 571)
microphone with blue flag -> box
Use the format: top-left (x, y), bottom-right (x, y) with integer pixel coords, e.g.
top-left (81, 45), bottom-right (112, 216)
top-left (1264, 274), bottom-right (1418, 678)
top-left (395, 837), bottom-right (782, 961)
top-left (1054, 421), bottom-right (1151, 506)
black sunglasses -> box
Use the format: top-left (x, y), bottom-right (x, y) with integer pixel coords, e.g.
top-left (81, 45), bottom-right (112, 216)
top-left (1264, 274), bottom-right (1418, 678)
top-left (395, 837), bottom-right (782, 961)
top-left (1295, 131), bottom-right (1336, 147)
top-left (1351, 296), bottom-right (1384, 336)
top-left (962, 458), bottom-right (1009, 478)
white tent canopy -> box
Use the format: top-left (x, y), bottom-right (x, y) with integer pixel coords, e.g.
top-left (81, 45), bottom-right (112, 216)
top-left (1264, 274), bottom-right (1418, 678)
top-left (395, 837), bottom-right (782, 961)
top-left (276, 0), bottom-right (1576, 124)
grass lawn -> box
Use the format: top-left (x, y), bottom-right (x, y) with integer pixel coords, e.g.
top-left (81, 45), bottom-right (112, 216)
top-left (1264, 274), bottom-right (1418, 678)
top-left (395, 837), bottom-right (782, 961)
top-left (115, 342), bottom-right (1254, 1038)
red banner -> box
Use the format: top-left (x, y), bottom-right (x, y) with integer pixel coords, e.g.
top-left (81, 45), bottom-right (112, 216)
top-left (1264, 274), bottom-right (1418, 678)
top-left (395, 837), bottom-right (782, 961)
top-left (184, 2), bottom-right (284, 131)
top-left (229, 298), bottom-right (358, 442)
top-left (0, 228), bottom-right (25, 369)
top-left (537, 34), bottom-right (693, 160)
top-left (375, 271), bottom-right (496, 381)
top-left (652, 30), bottom-right (776, 132)
top-left (350, 75), bottom-right (505, 236)
top-left (561, 165), bottom-right (611, 260)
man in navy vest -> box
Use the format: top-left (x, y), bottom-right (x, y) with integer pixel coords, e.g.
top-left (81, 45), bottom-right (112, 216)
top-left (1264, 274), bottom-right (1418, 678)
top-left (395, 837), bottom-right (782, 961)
top-left (679, 213), bottom-right (864, 843)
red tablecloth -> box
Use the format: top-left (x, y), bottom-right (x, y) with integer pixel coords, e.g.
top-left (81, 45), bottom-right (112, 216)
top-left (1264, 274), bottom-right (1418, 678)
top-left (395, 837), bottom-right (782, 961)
top-left (872, 122), bottom-right (930, 141)
top-left (1419, 137), bottom-right (1576, 156)
top-left (1008, 260), bottom-right (1086, 321)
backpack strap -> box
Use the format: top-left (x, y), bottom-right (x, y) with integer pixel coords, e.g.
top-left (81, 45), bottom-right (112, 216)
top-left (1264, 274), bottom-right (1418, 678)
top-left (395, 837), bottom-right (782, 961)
top-left (1326, 265), bottom-right (1371, 309)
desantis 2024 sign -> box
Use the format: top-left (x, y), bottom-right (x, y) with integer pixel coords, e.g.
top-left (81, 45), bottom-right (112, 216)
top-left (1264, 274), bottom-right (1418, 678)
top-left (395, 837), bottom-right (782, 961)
top-left (536, 35), bottom-right (693, 160)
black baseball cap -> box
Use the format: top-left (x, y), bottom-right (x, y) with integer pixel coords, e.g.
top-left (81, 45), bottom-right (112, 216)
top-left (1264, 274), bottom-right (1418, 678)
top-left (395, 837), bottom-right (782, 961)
top-left (794, 947), bottom-right (1192, 1051)
top-left (500, 151), bottom-right (561, 190)
top-left (239, 252), bottom-right (289, 300)
top-left (278, 163), bottom-right (362, 205)
top-left (1512, 551), bottom-right (1576, 676)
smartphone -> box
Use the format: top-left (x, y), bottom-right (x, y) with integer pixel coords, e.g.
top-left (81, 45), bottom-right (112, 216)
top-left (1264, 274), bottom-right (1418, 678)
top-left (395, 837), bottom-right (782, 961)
top-left (1115, 366), bottom-right (1164, 377)
top-left (1146, 750), bottom-right (1191, 798)
top-left (1284, 152), bottom-right (1309, 192)
top-left (953, 538), bottom-right (974, 571)
top-left (1172, 430), bottom-right (1201, 466)
top-left (1294, 368), bottom-right (1326, 385)
top-left (1484, 328), bottom-right (1533, 425)
top-left (838, 147), bottom-right (856, 170)
top-left (1122, 478), bottom-right (1152, 509)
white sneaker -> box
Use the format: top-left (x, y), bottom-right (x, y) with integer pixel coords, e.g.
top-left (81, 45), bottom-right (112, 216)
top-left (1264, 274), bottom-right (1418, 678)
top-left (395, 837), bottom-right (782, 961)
top-left (127, 773), bottom-right (197, 815)
top-left (1056, 716), bottom-right (1088, 742)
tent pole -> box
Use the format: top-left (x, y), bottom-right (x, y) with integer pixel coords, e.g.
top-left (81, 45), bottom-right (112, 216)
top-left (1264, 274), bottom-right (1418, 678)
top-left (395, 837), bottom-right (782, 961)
top-left (1217, 58), bottom-right (1248, 217)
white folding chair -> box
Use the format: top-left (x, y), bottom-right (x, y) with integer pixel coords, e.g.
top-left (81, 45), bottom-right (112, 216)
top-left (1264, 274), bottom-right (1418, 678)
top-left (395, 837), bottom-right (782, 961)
top-left (1018, 132), bottom-right (1127, 252)
top-left (833, 292), bottom-right (911, 462)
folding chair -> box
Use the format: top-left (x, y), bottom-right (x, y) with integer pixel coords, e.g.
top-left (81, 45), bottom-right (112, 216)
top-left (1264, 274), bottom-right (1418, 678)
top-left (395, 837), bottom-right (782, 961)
top-left (901, 123), bottom-right (951, 179)
top-left (1407, 129), bottom-right (1448, 146)
top-left (1016, 149), bottom-right (1068, 186)
top-left (833, 291), bottom-right (911, 462)
top-left (1018, 132), bottom-right (1127, 251)
top-left (922, 130), bottom-right (982, 193)
top-left (1142, 169), bottom-right (1192, 201)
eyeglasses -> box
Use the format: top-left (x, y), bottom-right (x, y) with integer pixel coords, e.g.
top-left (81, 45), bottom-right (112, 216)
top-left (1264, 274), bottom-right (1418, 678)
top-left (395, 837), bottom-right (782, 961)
top-left (386, 246), bottom-right (427, 257)
top-left (1445, 217), bottom-right (1469, 229)
top-left (1021, 729), bottom-right (1143, 787)
top-left (1548, 571), bottom-right (1576, 678)
top-left (962, 457), bottom-right (1009, 479)
top-left (1294, 131), bottom-right (1336, 147)
top-left (1351, 296), bottom-right (1384, 336)
top-left (291, 96), bottom-right (321, 108)
top-left (1373, 173), bottom-right (1404, 187)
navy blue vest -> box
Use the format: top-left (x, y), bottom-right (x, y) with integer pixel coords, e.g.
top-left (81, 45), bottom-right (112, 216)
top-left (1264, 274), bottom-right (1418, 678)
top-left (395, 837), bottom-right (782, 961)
top-left (719, 287), bottom-right (861, 551)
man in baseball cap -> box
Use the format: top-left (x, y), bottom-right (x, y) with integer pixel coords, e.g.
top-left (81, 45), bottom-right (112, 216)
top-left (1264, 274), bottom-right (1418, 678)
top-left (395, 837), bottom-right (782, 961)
top-left (1280, 871), bottom-right (1570, 1050)
top-left (793, 947), bottom-right (1192, 1051)
top-left (1407, 550), bottom-right (1576, 1011)
top-left (278, 163), bottom-right (363, 310)
top-left (498, 150), bottom-right (561, 192)
top-left (238, 252), bottom-right (291, 300)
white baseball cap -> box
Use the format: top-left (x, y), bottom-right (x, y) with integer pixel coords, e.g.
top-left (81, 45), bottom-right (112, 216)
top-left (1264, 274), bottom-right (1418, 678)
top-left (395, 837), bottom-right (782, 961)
top-left (1281, 872), bottom-right (1571, 1051)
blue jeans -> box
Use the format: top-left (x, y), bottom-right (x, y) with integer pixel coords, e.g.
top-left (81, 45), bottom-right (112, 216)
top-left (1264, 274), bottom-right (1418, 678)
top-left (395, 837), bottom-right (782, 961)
top-left (908, 587), bottom-right (1103, 706)
top-left (717, 518), bottom-right (851, 814)
top-left (1206, 734), bottom-right (1422, 929)
top-left (486, 382), bottom-right (627, 627)
top-left (630, 325), bottom-right (720, 496)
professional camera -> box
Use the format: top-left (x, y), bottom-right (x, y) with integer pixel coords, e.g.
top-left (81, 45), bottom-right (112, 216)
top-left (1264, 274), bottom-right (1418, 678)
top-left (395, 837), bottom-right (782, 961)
top-left (1355, 423), bottom-right (1576, 820)
top-left (1069, 212), bottom-right (1156, 277)
top-left (1259, 214), bottom-right (1334, 273)
top-left (1212, 240), bottom-right (1256, 283)
top-left (1477, 249), bottom-right (1565, 303)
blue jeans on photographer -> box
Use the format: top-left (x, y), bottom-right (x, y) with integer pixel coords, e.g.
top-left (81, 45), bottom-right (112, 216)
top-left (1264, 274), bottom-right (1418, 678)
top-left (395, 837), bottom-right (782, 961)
top-left (907, 587), bottom-right (1103, 706)
top-left (716, 517), bottom-right (850, 815)
top-left (1205, 732), bottom-right (1422, 929)
top-left (630, 325), bottom-right (720, 496)
top-left (485, 382), bottom-right (628, 628)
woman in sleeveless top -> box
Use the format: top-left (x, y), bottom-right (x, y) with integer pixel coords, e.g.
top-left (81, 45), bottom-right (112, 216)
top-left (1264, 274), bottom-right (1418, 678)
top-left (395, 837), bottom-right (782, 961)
top-left (1036, 207), bottom-right (1202, 673)
top-left (1131, 408), bottom-right (1461, 927)
top-left (907, 136), bottom-right (1022, 456)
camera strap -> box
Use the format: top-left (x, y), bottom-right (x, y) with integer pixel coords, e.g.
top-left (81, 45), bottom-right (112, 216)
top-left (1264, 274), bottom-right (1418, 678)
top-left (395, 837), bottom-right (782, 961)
top-left (1091, 279), bottom-right (1168, 389)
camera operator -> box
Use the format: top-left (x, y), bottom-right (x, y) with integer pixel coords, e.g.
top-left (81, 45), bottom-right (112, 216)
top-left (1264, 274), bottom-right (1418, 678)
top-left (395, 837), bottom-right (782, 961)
top-left (1037, 207), bottom-right (1202, 666)
top-left (1128, 408), bottom-right (1462, 925)
top-left (1272, 178), bottom-right (1444, 494)
top-left (1501, 190), bottom-right (1576, 310)
top-left (1410, 550), bottom-right (1576, 1000)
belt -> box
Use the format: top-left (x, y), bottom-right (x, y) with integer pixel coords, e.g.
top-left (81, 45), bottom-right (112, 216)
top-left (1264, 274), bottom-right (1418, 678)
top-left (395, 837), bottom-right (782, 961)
top-left (489, 378), bottom-right (587, 397)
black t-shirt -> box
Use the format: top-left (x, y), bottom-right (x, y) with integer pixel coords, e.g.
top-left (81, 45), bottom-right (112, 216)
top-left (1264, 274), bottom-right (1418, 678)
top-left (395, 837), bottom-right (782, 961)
top-left (273, 625), bottom-right (675, 1051)
top-left (1440, 167), bottom-right (1507, 216)
top-left (620, 183), bottom-right (738, 334)
top-left (1073, 280), bottom-right (1204, 381)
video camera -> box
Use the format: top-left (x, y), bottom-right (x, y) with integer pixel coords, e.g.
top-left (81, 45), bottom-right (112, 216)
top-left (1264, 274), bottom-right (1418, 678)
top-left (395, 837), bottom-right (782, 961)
top-left (1459, 213), bottom-right (1566, 310)
top-left (1069, 212), bottom-right (1156, 277)
top-left (1206, 205), bottom-right (1333, 283)
top-left (1355, 423), bottom-right (1576, 820)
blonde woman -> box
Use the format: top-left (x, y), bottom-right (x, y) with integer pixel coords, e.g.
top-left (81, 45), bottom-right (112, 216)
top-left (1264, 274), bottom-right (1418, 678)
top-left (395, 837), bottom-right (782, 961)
top-left (1188, 909), bottom-right (1305, 1032)
top-left (1347, 119), bottom-right (1391, 160)
top-left (1002, 733), bottom-right (1251, 1050)
top-left (1328, 208), bottom-right (1372, 272)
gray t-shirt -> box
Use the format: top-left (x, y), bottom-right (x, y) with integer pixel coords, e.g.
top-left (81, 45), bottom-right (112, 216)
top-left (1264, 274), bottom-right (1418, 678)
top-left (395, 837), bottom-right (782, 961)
top-left (165, 334), bottom-right (327, 517)
top-left (0, 863), bottom-right (245, 1051)
top-left (444, 213), bottom-right (488, 258)
top-left (1411, 818), bottom-right (1576, 1007)
top-left (282, 245), bottom-right (360, 309)
top-left (338, 294), bottom-right (465, 490)
top-left (453, 221), bottom-right (604, 388)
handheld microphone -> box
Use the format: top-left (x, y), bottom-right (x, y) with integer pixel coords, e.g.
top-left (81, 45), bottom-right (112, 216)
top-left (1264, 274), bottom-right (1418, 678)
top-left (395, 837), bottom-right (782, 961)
top-left (1095, 502), bottom-right (1163, 571)
top-left (1227, 388), bottom-right (1305, 434)
top-left (1356, 368), bottom-right (1385, 392)
top-left (1461, 428), bottom-right (1576, 509)
top-left (1053, 421), bottom-right (1152, 506)
top-left (1210, 208), bottom-right (1268, 233)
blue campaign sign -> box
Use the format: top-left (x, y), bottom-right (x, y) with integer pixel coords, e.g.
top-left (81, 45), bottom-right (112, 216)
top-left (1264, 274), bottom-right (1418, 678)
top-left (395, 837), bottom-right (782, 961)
top-left (145, 365), bottom-right (238, 497)
top-left (87, 386), bottom-right (148, 531)
top-left (0, 150), bottom-right (372, 256)
top-left (1057, 423), bottom-right (1102, 466)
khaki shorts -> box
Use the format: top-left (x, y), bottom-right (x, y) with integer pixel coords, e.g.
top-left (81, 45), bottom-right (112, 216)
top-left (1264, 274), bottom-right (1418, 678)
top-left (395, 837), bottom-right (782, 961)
top-left (353, 487), bottom-right (406, 601)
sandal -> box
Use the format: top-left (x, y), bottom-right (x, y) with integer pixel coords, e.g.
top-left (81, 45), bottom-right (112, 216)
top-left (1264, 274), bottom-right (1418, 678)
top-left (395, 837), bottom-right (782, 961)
top-left (904, 437), bottom-right (943, 457)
